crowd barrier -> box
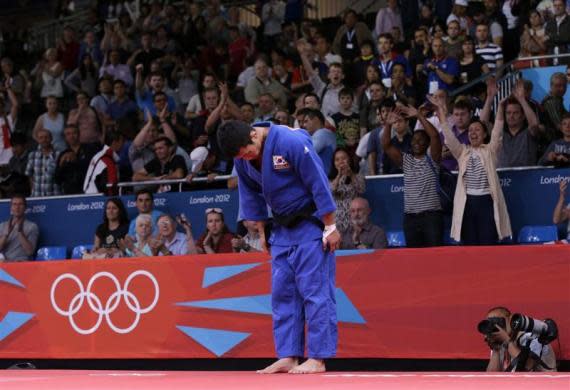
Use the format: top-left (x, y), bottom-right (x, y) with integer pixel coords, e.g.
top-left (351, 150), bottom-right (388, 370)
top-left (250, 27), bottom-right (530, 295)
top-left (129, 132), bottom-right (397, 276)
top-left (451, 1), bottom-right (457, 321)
top-left (0, 246), bottom-right (568, 359)
top-left (0, 167), bottom-right (567, 250)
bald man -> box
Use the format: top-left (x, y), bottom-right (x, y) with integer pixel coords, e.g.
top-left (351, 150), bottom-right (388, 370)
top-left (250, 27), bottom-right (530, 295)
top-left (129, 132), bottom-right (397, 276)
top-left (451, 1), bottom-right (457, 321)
top-left (340, 197), bottom-right (387, 249)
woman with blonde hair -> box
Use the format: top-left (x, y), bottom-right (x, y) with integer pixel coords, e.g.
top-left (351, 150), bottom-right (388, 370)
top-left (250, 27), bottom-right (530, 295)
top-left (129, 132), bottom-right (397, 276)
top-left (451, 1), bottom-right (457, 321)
top-left (34, 48), bottom-right (64, 99)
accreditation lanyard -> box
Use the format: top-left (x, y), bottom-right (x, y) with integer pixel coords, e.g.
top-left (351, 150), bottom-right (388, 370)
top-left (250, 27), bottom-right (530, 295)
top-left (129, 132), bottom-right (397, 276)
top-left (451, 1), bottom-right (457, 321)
top-left (380, 60), bottom-right (393, 78)
top-left (346, 29), bottom-right (355, 43)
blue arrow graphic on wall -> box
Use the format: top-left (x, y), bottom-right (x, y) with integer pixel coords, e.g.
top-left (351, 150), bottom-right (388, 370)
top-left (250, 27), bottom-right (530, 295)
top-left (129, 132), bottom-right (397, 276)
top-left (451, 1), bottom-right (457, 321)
top-left (177, 288), bottom-right (366, 324)
top-left (202, 262), bottom-right (263, 288)
top-left (0, 312), bottom-right (35, 342)
top-left (176, 326), bottom-right (250, 357)
top-left (0, 269), bottom-right (24, 288)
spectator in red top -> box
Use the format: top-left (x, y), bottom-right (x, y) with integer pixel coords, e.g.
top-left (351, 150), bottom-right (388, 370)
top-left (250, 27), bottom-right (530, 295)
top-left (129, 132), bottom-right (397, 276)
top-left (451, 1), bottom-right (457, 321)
top-left (57, 25), bottom-right (80, 73)
top-left (196, 208), bottom-right (236, 254)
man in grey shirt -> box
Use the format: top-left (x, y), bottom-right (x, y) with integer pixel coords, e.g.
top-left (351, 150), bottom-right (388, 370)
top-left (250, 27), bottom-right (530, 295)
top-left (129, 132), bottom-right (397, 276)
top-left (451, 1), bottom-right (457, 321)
top-left (341, 197), bottom-right (387, 249)
top-left (0, 195), bottom-right (39, 262)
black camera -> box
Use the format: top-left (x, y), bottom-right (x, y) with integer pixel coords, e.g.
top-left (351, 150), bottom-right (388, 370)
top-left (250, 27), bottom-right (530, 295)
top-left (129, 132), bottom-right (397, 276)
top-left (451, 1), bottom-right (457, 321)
top-left (510, 314), bottom-right (558, 345)
top-left (477, 317), bottom-right (506, 335)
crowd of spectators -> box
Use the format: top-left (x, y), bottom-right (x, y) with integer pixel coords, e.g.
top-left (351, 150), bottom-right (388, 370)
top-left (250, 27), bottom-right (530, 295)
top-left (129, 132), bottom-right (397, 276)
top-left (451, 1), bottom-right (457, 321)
top-left (0, 0), bottom-right (569, 257)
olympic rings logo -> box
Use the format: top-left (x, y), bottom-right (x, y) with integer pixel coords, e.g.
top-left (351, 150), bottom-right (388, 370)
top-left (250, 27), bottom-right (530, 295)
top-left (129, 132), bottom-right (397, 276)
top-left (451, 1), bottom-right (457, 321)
top-left (50, 270), bottom-right (159, 335)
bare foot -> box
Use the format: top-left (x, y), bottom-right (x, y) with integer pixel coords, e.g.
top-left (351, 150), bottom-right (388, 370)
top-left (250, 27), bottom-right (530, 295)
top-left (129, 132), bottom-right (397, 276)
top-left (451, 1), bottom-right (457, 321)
top-left (288, 358), bottom-right (326, 374)
top-left (256, 357), bottom-right (299, 374)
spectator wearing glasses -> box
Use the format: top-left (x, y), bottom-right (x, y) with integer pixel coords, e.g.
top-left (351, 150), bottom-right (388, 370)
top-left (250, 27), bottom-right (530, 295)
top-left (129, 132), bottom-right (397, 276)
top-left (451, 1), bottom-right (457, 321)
top-left (196, 208), bottom-right (236, 254)
top-left (152, 214), bottom-right (198, 256)
top-left (0, 195), bottom-right (39, 262)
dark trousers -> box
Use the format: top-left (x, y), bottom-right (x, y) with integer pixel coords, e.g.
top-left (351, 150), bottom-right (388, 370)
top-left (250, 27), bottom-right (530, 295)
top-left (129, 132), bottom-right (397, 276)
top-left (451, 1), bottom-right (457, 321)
top-left (461, 195), bottom-right (498, 245)
top-left (403, 210), bottom-right (444, 248)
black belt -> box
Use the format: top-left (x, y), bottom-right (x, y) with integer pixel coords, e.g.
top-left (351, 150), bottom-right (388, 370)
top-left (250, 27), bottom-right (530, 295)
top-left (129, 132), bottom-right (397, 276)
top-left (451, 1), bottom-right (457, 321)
top-left (272, 202), bottom-right (325, 231)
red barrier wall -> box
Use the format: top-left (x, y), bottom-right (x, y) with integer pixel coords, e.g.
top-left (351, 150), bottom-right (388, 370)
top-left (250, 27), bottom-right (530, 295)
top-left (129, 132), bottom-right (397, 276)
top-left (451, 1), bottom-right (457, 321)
top-left (0, 246), bottom-right (568, 359)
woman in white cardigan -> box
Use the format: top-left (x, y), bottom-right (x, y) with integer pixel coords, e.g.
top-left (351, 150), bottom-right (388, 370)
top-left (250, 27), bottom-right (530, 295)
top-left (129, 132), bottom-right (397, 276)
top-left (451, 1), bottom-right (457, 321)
top-left (431, 96), bottom-right (512, 245)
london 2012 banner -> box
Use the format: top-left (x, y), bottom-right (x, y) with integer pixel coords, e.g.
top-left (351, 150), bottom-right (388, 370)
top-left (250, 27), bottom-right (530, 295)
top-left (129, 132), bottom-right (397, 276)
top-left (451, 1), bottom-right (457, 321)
top-left (0, 246), bottom-right (568, 359)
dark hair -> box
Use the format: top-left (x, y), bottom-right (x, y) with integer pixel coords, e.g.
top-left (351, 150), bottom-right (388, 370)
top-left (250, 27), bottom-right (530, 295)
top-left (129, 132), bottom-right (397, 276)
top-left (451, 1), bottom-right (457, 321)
top-left (379, 97), bottom-right (396, 110)
top-left (413, 129), bottom-right (430, 146)
top-left (328, 147), bottom-right (357, 180)
top-left (11, 194), bottom-right (27, 207)
top-left (105, 130), bottom-right (124, 146)
top-left (304, 92), bottom-right (321, 105)
top-left (148, 71), bottom-right (164, 79)
top-left (103, 197), bottom-right (129, 227)
top-left (153, 136), bottom-right (173, 147)
top-left (113, 79), bottom-right (126, 88)
top-left (378, 33), bottom-right (394, 44)
top-left (135, 188), bottom-right (154, 201)
top-left (240, 102), bottom-right (254, 110)
top-left (10, 132), bottom-right (27, 146)
top-left (153, 91), bottom-right (167, 101)
top-left (339, 88), bottom-right (354, 99)
top-left (469, 119), bottom-right (491, 143)
top-left (217, 120), bottom-right (254, 158)
top-left (79, 53), bottom-right (96, 80)
top-left (304, 108), bottom-right (325, 125)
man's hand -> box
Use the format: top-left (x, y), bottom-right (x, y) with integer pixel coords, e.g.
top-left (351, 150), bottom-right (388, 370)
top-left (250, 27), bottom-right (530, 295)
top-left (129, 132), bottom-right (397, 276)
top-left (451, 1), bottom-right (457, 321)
top-left (323, 225), bottom-right (341, 252)
top-left (512, 80), bottom-right (526, 102)
top-left (491, 324), bottom-right (511, 344)
top-left (255, 221), bottom-right (268, 252)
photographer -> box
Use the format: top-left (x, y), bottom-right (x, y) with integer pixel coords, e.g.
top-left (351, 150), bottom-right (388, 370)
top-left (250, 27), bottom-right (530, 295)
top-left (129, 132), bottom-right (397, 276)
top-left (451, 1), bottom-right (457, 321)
top-left (152, 214), bottom-right (197, 256)
top-left (481, 307), bottom-right (557, 372)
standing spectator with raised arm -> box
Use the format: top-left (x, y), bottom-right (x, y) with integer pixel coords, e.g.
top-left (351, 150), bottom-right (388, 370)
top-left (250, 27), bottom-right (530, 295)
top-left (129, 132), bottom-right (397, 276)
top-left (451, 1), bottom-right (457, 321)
top-left (0, 195), bottom-right (38, 262)
top-left (381, 106), bottom-right (444, 247)
top-left (298, 39), bottom-right (346, 118)
top-left (437, 96), bottom-right (512, 245)
top-left (553, 179), bottom-right (570, 240)
top-left (496, 82), bottom-right (541, 167)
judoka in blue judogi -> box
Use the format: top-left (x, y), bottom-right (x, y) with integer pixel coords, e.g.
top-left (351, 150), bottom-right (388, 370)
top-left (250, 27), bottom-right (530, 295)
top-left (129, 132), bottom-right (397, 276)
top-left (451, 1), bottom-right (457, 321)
top-left (217, 121), bottom-right (340, 374)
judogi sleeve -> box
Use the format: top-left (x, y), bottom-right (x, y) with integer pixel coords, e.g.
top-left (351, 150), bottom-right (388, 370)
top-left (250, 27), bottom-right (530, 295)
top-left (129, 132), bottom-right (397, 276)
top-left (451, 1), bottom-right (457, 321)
top-left (235, 162), bottom-right (269, 221)
top-left (286, 135), bottom-right (336, 217)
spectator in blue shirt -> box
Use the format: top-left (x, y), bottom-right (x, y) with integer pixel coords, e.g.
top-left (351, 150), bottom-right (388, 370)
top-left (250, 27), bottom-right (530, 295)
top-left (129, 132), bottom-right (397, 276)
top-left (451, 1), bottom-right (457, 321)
top-left (372, 33), bottom-right (412, 86)
top-left (135, 70), bottom-right (176, 115)
top-left (302, 108), bottom-right (337, 175)
top-left (106, 80), bottom-right (138, 122)
top-left (423, 38), bottom-right (459, 93)
top-left (128, 188), bottom-right (165, 236)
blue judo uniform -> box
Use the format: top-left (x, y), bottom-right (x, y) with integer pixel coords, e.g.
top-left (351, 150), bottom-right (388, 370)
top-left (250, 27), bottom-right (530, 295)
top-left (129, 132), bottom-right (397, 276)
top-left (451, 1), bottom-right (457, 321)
top-left (235, 122), bottom-right (337, 359)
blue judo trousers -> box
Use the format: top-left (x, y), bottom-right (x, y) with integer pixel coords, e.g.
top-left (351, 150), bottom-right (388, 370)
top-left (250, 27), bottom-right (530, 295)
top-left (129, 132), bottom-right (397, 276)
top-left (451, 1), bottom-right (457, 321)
top-left (235, 122), bottom-right (337, 359)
